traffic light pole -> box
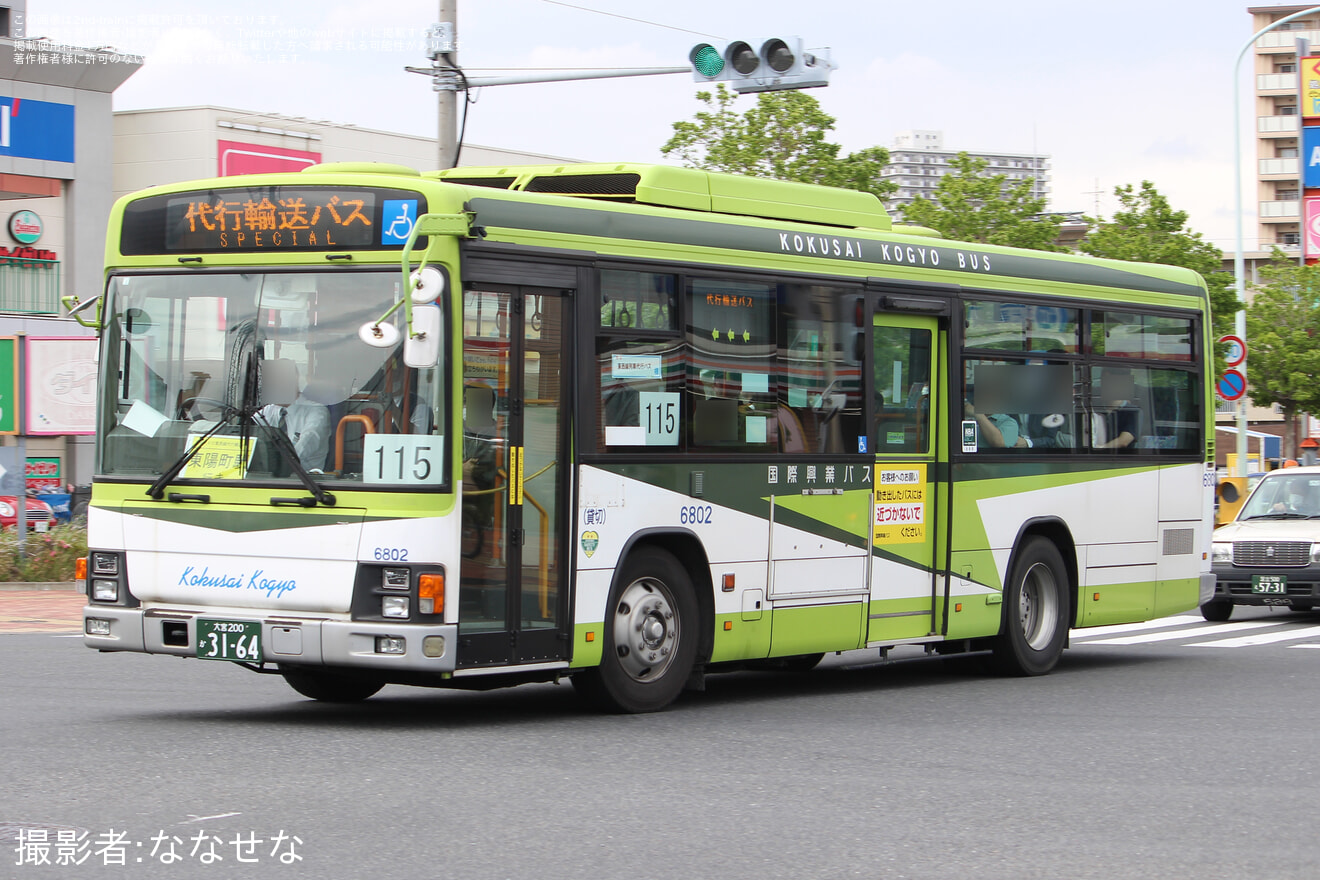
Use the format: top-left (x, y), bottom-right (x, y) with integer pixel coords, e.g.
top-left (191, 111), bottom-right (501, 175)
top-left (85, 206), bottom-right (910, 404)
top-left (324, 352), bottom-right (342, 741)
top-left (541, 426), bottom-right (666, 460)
top-left (412, 2), bottom-right (686, 169)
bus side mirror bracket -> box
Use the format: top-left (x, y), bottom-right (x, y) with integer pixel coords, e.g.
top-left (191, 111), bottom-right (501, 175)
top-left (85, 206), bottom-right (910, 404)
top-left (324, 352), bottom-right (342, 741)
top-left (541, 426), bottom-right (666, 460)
top-left (356, 212), bottom-right (469, 365)
top-left (62, 294), bottom-right (103, 331)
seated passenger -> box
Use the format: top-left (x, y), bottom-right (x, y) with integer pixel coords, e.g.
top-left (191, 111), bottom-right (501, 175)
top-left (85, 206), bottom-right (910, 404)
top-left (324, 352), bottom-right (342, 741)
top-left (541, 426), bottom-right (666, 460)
top-left (965, 400), bottom-right (1030, 448)
top-left (1092, 367), bottom-right (1140, 449)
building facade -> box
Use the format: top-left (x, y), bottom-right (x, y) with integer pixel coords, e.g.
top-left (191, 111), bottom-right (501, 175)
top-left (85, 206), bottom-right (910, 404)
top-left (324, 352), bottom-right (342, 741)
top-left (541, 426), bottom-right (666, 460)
top-left (879, 129), bottom-right (1051, 213)
top-left (1247, 4), bottom-right (1316, 258)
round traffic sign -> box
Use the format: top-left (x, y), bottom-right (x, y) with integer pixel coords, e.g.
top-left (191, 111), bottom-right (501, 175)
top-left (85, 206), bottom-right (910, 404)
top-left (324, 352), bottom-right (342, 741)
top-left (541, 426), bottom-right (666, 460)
top-left (1218, 368), bottom-right (1246, 401)
top-left (1219, 334), bottom-right (1246, 368)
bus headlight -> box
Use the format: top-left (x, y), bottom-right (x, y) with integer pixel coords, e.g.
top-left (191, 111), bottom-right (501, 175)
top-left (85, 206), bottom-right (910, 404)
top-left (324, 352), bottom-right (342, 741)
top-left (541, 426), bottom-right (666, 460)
top-left (90, 552), bottom-right (120, 576)
top-left (382, 595), bottom-right (410, 619)
top-left (1211, 542), bottom-right (1233, 564)
top-left (91, 579), bottom-right (119, 602)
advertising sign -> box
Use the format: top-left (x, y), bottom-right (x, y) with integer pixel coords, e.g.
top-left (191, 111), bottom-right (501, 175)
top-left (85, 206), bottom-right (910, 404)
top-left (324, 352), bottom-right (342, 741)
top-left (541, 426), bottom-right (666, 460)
top-left (1306, 197), bottom-right (1320, 260)
top-left (0, 97), bottom-right (74, 163)
top-left (0, 337), bottom-right (16, 434)
top-left (1303, 56), bottom-right (1320, 120)
top-left (1305, 126), bottom-right (1320, 188)
top-left (24, 337), bottom-right (97, 435)
top-left (217, 140), bottom-right (321, 176)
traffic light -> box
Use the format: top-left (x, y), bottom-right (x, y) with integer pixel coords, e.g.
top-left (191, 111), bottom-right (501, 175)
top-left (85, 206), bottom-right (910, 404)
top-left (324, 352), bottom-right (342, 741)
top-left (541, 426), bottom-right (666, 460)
top-left (688, 37), bottom-right (835, 94)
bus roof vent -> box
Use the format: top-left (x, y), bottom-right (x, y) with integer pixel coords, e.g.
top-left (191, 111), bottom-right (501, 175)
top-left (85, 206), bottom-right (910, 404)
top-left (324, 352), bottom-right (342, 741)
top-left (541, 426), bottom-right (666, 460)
top-left (436, 176), bottom-right (519, 189)
top-left (428, 163), bottom-right (891, 230)
top-left (301, 162), bottom-right (421, 176)
top-left (524, 172), bottom-right (641, 198)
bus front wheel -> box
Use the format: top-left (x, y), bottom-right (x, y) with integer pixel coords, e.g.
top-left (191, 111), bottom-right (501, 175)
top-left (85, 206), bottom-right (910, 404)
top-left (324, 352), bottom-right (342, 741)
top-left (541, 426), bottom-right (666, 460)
top-left (1200, 599), bottom-right (1233, 622)
top-left (279, 666), bottom-right (384, 703)
top-left (575, 547), bottom-right (699, 713)
top-left (992, 537), bottom-right (1068, 676)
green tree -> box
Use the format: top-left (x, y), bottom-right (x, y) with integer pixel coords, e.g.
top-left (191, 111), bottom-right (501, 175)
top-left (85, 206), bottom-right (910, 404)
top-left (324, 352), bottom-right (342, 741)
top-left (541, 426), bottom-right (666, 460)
top-left (661, 84), bottom-right (896, 201)
top-left (1080, 181), bottom-right (1239, 342)
top-left (1244, 254), bottom-right (1320, 459)
top-left (897, 152), bottom-right (1061, 251)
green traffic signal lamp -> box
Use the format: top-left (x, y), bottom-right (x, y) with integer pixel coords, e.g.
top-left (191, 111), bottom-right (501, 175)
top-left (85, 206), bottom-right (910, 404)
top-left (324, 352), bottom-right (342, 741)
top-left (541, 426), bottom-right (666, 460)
top-left (689, 43), bottom-right (724, 78)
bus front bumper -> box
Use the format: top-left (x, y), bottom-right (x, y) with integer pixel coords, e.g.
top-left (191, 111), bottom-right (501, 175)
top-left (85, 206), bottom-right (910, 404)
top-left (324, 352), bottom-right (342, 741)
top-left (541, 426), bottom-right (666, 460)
top-left (82, 606), bottom-right (457, 673)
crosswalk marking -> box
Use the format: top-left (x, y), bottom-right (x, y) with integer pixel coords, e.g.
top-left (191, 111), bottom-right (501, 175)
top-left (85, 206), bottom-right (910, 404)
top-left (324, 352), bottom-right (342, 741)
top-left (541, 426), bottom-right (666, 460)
top-left (1078, 619), bottom-right (1279, 646)
top-left (1188, 624), bottom-right (1320, 648)
top-left (1071, 616), bottom-right (1204, 639)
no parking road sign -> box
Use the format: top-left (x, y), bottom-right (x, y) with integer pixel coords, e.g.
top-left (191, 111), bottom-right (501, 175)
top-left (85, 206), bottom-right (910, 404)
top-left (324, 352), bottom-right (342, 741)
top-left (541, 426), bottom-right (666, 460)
top-left (1218, 368), bottom-right (1246, 402)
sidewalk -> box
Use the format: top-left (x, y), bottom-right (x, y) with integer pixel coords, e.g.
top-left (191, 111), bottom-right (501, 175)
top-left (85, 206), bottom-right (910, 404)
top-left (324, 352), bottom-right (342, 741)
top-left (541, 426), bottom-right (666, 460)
top-left (0, 586), bottom-right (84, 633)
top-left (0, 582), bottom-right (79, 592)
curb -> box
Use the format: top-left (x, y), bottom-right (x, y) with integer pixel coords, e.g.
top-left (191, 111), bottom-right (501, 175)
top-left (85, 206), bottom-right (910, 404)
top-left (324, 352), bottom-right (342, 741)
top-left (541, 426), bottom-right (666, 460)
top-left (0, 582), bottom-right (80, 592)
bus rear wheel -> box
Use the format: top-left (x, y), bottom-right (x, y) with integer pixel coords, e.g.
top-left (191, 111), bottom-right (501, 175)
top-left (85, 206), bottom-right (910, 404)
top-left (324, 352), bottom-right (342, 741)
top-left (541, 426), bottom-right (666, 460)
top-left (574, 547), bottom-right (699, 713)
top-left (992, 537), bottom-right (1068, 676)
top-left (279, 666), bottom-right (385, 703)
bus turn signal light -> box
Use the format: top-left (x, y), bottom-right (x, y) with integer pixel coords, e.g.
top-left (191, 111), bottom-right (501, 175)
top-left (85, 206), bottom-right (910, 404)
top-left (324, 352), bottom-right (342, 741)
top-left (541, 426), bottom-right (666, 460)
top-left (419, 573), bottom-right (445, 615)
top-left (75, 557), bottom-right (87, 580)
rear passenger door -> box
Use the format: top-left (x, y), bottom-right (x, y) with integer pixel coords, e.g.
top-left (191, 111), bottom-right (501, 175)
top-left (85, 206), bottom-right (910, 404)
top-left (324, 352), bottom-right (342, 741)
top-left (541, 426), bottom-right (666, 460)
top-left (867, 311), bottom-right (942, 643)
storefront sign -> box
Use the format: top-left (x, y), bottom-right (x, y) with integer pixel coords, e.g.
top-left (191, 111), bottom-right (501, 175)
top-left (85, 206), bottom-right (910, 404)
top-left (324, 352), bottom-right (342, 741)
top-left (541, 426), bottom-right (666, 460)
top-left (8, 210), bottom-right (41, 244)
top-left (25, 456), bottom-right (60, 491)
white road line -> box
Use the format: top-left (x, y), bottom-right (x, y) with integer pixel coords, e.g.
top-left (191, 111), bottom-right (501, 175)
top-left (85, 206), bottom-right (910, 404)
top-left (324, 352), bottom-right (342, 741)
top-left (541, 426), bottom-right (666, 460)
top-left (1188, 624), bottom-right (1320, 648)
top-left (1080, 619), bottom-right (1280, 645)
top-left (1071, 616), bottom-right (1203, 640)
top-left (1291, 644), bottom-right (1320, 649)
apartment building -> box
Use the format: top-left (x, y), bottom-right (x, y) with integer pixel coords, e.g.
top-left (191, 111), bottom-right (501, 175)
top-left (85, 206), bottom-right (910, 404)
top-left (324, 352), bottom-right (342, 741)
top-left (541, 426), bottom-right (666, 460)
top-left (1247, 5), bottom-right (1319, 258)
top-left (880, 129), bottom-right (1050, 212)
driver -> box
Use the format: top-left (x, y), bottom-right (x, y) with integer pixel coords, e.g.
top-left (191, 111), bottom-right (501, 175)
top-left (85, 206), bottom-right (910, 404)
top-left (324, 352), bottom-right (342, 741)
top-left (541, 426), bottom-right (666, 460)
top-left (258, 359), bottom-right (331, 471)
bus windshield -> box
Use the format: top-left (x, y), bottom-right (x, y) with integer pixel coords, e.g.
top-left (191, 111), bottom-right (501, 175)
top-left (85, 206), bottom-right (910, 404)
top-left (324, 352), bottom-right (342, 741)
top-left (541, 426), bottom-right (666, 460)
top-left (98, 269), bottom-right (447, 488)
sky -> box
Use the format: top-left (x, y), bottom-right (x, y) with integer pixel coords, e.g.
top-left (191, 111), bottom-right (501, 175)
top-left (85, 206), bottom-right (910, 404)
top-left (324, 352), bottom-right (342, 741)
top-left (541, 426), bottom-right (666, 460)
top-left (25, 0), bottom-right (1295, 251)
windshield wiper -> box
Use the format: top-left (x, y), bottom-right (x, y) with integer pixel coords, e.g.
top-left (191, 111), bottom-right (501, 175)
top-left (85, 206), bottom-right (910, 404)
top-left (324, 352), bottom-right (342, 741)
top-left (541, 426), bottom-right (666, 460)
top-left (252, 409), bottom-right (336, 507)
top-left (145, 410), bottom-right (242, 500)
top-left (1243, 513), bottom-right (1309, 520)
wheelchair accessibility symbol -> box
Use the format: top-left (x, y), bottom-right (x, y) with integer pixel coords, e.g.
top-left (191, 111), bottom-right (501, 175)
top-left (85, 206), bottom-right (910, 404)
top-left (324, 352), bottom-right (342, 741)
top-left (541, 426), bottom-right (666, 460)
top-left (381, 199), bottom-right (418, 245)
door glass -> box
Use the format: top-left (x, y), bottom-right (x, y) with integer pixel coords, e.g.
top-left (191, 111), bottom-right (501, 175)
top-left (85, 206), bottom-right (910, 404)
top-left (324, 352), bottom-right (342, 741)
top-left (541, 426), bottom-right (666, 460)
top-left (521, 294), bottom-right (562, 634)
top-left (460, 288), bottom-right (511, 633)
top-left (873, 325), bottom-right (933, 455)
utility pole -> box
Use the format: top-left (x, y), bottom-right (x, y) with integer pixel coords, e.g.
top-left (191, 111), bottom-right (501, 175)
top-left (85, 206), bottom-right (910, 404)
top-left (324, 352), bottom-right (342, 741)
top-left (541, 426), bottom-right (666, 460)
top-left (435, 1), bottom-right (459, 170)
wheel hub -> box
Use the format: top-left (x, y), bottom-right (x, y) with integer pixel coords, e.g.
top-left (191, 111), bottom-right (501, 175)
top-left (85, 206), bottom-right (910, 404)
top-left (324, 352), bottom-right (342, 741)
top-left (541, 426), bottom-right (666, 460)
top-left (612, 577), bottom-right (679, 683)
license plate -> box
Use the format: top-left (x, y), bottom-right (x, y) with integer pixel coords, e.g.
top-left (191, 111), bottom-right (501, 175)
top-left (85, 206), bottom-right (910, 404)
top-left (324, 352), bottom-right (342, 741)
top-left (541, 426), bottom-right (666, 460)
top-left (196, 619), bottom-right (263, 662)
top-left (1252, 575), bottom-right (1287, 595)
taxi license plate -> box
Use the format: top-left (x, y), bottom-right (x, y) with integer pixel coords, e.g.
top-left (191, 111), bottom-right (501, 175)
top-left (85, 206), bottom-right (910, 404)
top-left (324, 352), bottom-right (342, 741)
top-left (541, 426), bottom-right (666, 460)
top-left (196, 619), bottom-right (262, 662)
top-left (1252, 575), bottom-right (1287, 595)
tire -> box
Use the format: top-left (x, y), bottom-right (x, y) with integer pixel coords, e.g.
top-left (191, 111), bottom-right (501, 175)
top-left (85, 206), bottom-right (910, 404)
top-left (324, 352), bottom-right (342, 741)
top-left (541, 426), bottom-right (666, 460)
top-left (279, 666), bottom-right (384, 703)
top-left (992, 537), bottom-right (1069, 676)
top-left (1200, 599), bottom-right (1233, 622)
top-left (574, 546), bottom-right (699, 713)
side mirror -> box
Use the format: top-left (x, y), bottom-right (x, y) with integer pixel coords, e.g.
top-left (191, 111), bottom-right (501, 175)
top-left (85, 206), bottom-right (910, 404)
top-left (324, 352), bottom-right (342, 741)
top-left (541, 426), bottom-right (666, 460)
top-left (404, 305), bottom-right (440, 368)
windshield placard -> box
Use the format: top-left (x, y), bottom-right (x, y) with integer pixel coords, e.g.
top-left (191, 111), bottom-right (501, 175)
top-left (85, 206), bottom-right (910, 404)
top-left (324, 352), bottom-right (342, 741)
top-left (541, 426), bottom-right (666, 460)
top-left (180, 434), bottom-right (257, 480)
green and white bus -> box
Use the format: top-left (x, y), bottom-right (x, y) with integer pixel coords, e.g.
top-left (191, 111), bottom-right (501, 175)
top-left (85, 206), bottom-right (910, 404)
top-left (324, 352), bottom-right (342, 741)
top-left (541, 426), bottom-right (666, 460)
top-left (75, 162), bottom-right (1215, 712)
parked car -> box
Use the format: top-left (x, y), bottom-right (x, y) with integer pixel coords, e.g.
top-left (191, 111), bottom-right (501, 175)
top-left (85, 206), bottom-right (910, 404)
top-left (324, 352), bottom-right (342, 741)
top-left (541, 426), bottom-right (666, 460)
top-left (1207, 466), bottom-right (1320, 620)
top-left (0, 495), bottom-right (54, 530)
